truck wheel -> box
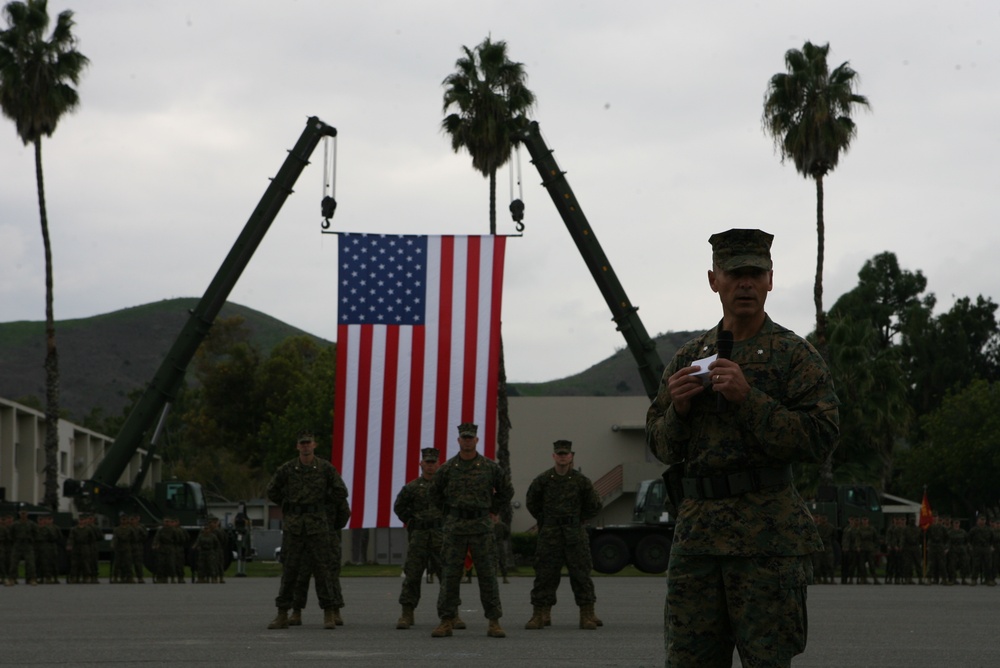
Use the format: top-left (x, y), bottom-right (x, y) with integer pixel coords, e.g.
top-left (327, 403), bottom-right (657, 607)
top-left (633, 535), bottom-right (671, 574)
top-left (591, 534), bottom-right (630, 574)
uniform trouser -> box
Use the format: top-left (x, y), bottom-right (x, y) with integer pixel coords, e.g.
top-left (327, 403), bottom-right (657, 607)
top-left (10, 545), bottom-right (36, 580)
top-left (276, 530), bottom-right (335, 610)
top-left (812, 549), bottom-right (834, 581)
top-left (927, 547), bottom-right (947, 582)
top-left (398, 528), bottom-right (442, 607)
top-left (947, 550), bottom-right (969, 581)
top-left (901, 546), bottom-right (922, 580)
top-left (36, 545), bottom-right (59, 580)
top-left (856, 550), bottom-right (876, 581)
top-left (113, 549), bottom-right (133, 580)
top-left (156, 549), bottom-right (175, 579)
top-left (132, 546), bottom-right (145, 579)
top-left (292, 531), bottom-right (345, 609)
top-left (840, 551), bottom-right (855, 583)
top-left (437, 531), bottom-right (501, 620)
top-left (970, 547), bottom-right (991, 582)
top-left (665, 553), bottom-right (810, 668)
top-left (529, 526), bottom-right (595, 607)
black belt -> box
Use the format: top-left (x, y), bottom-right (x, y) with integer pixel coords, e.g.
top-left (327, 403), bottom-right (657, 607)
top-left (681, 466), bottom-right (792, 500)
top-left (542, 517), bottom-right (579, 528)
top-left (449, 507), bottom-right (488, 520)
top-left (409, 518), bottom-right (443, 530)
top-left (283, 503), bottom-right (321, 514)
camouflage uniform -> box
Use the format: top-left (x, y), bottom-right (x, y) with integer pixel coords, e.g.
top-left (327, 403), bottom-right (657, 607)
top-left (946, 523), bottom-right (970, 585)
top-left (195, 526), bottom-right (221, 582)
top-left (66, 516), bottom-right (98, 584)
top-left (266, 434), bottom-right (350, 624)
top-left (925, 518), bottom-right (949, 584)
top-left (856, 519), bottom-right (880, 584)
top-left (525, 441), bottom-right (602, 620)
top-left (394, 450), bottom-right (444, 613)
top-left (152, 520), bottom-right (176, 583)
top-left (130, 515), bottom-right (147, 583)
top-left (646, 230), bottom-right (839, 668)
top-left (967, 517), bottom-right (993, 585)
top-left (34, 516), bottom-right (62, 584)
top-left (812, 516), bottom-right (835, 584)
top-left (901, 520), bottom-right (924, 584)
top-left (493, 515), bottom-right (510, 581)
top-left (111, 518), bottom-right (136, 583)
top-left (840, 518), bottom-right (858, 584)
top-left (290, 506), bottom-right (351, 620)
top-left (429, 423), bottom-right (514, 631)
top-left (0, 515), bottom-right (11, 583)
top-left (9, 513), bottom-right (39, 584)
top-left (210, 518), bottom-right (227, 583)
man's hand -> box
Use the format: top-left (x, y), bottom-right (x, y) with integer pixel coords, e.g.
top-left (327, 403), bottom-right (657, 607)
top-left (708, 358), bottom-right (751, 405)
top-left (667, 365), bottom-right (708, 417)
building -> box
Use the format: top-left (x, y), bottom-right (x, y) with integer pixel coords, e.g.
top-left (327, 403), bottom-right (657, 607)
top-left (0, 396), bottom-right (161, 513)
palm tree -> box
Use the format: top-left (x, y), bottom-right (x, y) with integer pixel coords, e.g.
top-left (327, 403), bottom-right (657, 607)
top-left (441, 36), bottom-right (535, 518)
top-left (0, 0), bottom-right (88, 509)
top-left (441, 36), bottom-right (536, 234)
top-left (762, 41), bottom-right (869, 355)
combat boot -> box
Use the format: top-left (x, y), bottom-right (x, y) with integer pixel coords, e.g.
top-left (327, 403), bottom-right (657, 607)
top-left (487, 618), bottom-right (506, 638)
top-left (332, 608), bottom-right (344, 625)
top-left (288, 609), bottom-right (302, 626)
top-left (452, 615), bottom-right (466, 629)
top-left (396, 606), bottom-right (415, 630)
top-left (28, 578), bottom-right (38, 586)
top-left (589, 605), bottom-right (603, 627)
top-left (543, 607), bottom-right (552, 627)
top-left (323, 609), bottom-right (338, 629)
top-left (579, 604), bottom-right (598, 630)
top-left (524, 606), bottom-right (546, 630)
top-left (431, 618), bottom-right (453, 637)
top-left (267, 608), bottom-right (289, 630)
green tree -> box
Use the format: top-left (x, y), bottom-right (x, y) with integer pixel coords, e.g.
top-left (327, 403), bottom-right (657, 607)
top-left (895, 380), bottom-right (1000, 518)
top-left (762, 41), bottom-right (869, 355)
top-left (441, 36), bottom-right (536, 501)
top-left (0, 0), bottom-right (88, 509)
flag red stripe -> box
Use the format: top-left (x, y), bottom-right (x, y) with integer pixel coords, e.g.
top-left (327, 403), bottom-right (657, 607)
top-left (461, 236), bottom-right (481, 426)
top-left (482, 238), bottom-right (506, 458)
top-left (351, 326), bottom-right (374, 520)
top-left (406, 326), bottom-right (426, 483)
top-left (377, 326), bottom-right (400, 528)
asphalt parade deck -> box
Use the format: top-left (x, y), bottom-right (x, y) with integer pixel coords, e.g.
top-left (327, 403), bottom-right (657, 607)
top-left (1, 576), bottom-right (997, 667)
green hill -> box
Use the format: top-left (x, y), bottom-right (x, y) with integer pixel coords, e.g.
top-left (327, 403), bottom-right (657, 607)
top-left (0, 298), bottom-right (329, 421)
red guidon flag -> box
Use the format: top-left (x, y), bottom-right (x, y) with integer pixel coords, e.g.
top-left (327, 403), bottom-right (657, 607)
top-left (919, 488), bottom-right (933, 530)
top-left (332, 234), bottom-right (506, 528)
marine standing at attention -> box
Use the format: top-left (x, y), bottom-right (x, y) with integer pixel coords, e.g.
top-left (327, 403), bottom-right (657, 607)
top-left (429, 423), bottom-right (513, 639)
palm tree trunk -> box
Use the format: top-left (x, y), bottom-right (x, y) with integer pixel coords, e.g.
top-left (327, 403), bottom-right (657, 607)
top-left (488, 169), bottom-right (497, 235)
top-left (813, 174), bottom-right (827, 357)
top-left (35, 138), bottom-right (61, 510)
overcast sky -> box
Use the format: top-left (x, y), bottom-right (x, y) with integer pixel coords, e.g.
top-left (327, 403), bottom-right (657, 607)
top-left (2, 1), bottom-right (997, 384)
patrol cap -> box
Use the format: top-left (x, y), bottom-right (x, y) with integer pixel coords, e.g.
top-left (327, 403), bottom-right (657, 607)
top-left (457, 422), bottom-right (478, 437)
top-left (297, 430), bottom-right (316, 443)
top-left (709, 229), bottom-right (773, 271)
top-left (553, 440), bottom-right (573, 454)
top-left (421, 447), bottom-right (440, 462)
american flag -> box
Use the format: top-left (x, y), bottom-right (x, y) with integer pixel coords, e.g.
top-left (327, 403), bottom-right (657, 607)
top-left (332, 233), bottom-right (507, 528)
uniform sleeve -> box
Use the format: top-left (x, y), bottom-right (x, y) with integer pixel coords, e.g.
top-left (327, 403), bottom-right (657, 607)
top-left (646, 349), bottom-right (695, 465)
top-left (491, 465), bottom-right (514, 513)
top-left (393, 484), bottom-right (412, 524)
top-left (328, 468), bottom-right (351, 530)
top-left (266, 465), bottom-right (286, 505)
top-left (525, 476), bottom-right (543, 521)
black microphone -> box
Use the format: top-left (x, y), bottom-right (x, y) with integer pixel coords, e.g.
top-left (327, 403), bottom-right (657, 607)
top-left (716, 330), bottom-right (734, 412)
